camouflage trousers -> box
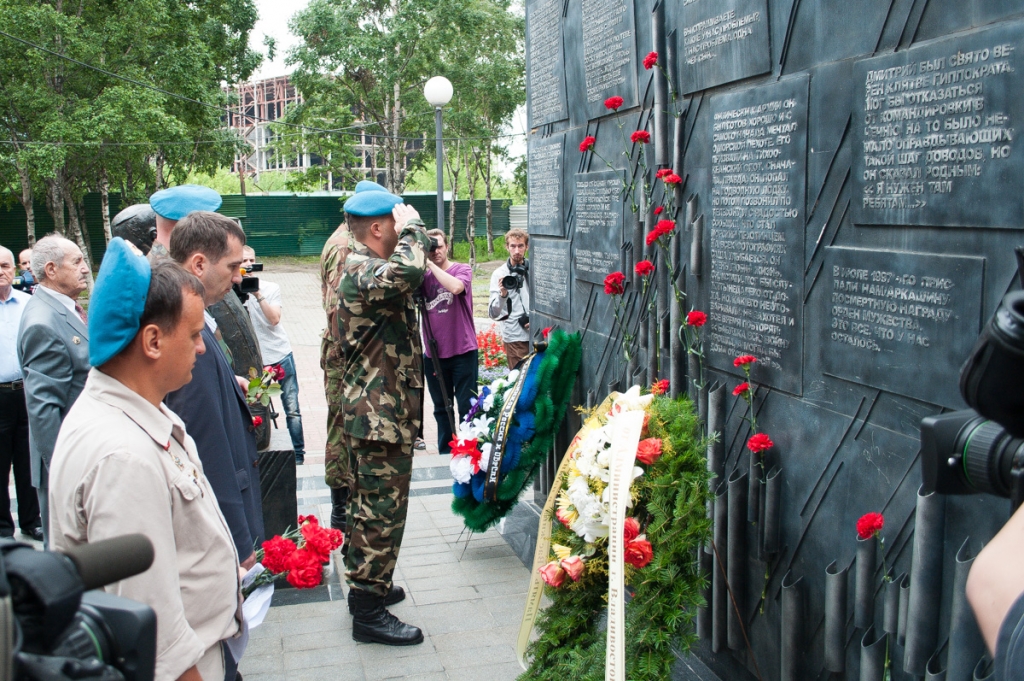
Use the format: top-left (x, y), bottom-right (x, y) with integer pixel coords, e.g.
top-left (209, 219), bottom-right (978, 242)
top-left (342, 435), bottom-right (413, 597)
top-left (324, 376), bottom-right (353, 489)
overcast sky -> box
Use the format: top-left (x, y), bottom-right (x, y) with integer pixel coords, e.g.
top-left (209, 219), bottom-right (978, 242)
top-left (250, 0), bottom-right (309, 81)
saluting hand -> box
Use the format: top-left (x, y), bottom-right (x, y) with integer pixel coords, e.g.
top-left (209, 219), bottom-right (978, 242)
top-left (392, 204), bottom-right (421, 234)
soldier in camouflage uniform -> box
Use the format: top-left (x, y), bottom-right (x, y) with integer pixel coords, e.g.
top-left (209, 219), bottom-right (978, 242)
top-left (320, 221), bottom-right (352, 533)
top-left (336, 185), bottom-right (430, 646)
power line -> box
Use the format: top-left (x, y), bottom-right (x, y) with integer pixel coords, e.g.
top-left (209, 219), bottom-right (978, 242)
top-left (0, 29), bottom-right (527, 144)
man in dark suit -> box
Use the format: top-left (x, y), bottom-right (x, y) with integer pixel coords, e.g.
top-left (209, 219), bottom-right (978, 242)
top-left (164, 211), bottom-right (264, 571)
top-left (16, 235), bottom-right (92, 545)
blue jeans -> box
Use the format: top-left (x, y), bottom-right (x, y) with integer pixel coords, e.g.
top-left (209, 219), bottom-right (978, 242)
top-left (277, 353), bottom-right (305, 457)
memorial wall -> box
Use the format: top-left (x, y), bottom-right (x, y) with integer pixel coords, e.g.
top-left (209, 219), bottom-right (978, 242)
top-left (524, 0), bottom-right (1024, 679)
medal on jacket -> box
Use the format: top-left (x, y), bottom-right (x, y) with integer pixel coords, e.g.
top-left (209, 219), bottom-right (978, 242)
top-left (165, 441), bottom-right (203, 496)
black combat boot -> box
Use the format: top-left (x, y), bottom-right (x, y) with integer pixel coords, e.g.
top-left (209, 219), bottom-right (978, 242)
top-left (349, 588), bottom-right (423, 646)
top-left (330, 486), bottom-right (348, 531)
top-left (348, 583), bottom-right (406, 614)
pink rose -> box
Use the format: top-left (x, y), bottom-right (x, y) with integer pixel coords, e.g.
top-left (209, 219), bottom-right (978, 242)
top-left (561, 556), bottom-right (585, 581)
top-left (539, 561), bottom-right (566, 588)
top-left (623, 516), bottom-right (640, 543)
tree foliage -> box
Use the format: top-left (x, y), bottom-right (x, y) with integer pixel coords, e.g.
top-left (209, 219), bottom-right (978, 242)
top-left (285, 0), bottom-right (524, 196)
top-left (0, 0), bottom-right (261, 258)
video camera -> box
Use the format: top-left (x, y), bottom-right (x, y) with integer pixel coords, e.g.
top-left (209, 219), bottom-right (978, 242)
top-left (234, 262), bottom-right (262, 303)
top-left (922, 291), bottom-right (1024, 507)
top-left (3, 534), bottom-right (157, 680)
top-left (12, 275), bottom-right (33, 294)
top-left (501, 260), bottom-right (529, 292)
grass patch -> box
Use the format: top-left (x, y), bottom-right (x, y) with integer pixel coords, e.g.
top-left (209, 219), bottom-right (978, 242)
top-left (451, 237), bottom-right (508, 263)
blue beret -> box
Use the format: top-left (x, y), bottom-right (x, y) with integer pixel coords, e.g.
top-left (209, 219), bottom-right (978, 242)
top-left (88, 238), bottom-right (152, 367)
top-left (150, 184), bottom-right (222, 220)
top-left (355, 180), bottom-right (387, 193)
top-left (343, 183), bottom-right (404, 216)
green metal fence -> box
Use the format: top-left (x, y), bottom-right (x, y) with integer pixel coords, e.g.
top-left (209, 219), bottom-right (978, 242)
top-left (0, 192), bottom-right (512, 261)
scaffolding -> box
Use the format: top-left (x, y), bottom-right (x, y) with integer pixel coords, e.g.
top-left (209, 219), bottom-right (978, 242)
top-left (225, 75), bottom-right (420, 191)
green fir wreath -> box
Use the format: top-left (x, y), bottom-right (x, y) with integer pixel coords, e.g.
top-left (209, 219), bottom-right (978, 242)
top-left (521, 395), bottom-right (711, 681)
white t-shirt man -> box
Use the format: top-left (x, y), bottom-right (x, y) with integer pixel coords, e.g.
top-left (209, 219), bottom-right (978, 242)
top-left (244, 280), bottom-right (292, 365)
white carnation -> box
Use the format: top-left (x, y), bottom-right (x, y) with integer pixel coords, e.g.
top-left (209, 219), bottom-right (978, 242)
top-left (450, 455), bottom-right (474, 484)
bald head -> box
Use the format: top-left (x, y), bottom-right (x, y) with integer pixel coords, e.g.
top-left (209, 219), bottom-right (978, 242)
top-left (18, 249), bottom-right (31, 273)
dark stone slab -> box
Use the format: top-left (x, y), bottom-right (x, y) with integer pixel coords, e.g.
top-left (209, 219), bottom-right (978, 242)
top-left (574, 170), bottom-right (625, 285)
top-left (526, 0), bottom-right (569, 127)
top-left (258, 449), bottom-right (298, 540)
top-left (820, 247), bottom-right (984, 407)
top-left (679, 0), bottom-right (771, 95)
top-left (852, 20), bottom-right (1024, 228)
top-left (707, 75), bottom-right (808, 395)
top-left (532, 237), bottom-right (573, 319)
top-left (578, 0), bottom-right (639, 120)
top-left (499, 498), bottom-right (542, 568)
top-left (528, 134), bottom-right (565, 237)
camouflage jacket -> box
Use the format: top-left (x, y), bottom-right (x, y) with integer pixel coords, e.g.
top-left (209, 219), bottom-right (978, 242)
top-left (320, 225), bottom-right (352, 379)
top-left (336, 220), bottom-right (431, 443)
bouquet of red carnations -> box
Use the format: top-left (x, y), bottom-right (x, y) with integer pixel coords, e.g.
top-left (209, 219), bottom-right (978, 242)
top-left (243, 515), bottom-right (343, 596)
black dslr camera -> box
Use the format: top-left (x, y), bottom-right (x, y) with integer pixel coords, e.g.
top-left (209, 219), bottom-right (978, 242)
top-left (234, 262), bottom-right (262, 303)
top-left (502, 259), bottom-right (529, 291)
top-left (922, 291), bottom-right (1024, 507)
top-left (3, 534), bottom-right (157, 680)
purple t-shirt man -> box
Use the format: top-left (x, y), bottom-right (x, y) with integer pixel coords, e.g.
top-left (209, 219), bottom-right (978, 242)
top-left (421, 262), bottom-right (477, 358)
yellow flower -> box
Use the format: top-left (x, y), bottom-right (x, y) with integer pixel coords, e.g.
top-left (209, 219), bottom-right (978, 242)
top-left (556, 492), bottom-right (579, 525)
top-left (552, 543), bottom-right (572, 561)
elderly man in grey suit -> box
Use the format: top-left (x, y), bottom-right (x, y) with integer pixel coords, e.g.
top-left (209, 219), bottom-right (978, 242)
top-left (17, 235), bottom-right (91, 545)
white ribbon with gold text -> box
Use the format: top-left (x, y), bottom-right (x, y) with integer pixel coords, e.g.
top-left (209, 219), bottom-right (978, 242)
top-left (605, 409), bottom-right (645, 681)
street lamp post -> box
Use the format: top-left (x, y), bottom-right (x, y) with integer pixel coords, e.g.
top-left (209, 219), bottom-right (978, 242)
top-left (423, 76), bottom-right (453, 233)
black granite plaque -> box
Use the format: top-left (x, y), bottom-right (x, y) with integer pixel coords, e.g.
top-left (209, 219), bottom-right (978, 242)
top-left (708, 75), bottom-right (808, 395)
top-left (580, 0), bottom-right (638, 120)
top-left (680, 0), bottom-right (771, 95)
top-left (528, 134), bottom-right (565, 237)
top-left (821, 247), bottom-right (984, 406)
top-left (574, 170), bottom-right (625, 285)
top-left (532, 238), bottom-right (572, 319)
top-left (852, 20), bottom-right (1024, 228)
top-left (526, 0), bottom-right (568, 127)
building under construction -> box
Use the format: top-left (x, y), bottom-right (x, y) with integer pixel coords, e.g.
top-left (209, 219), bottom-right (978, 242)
top-left (225, 75), bottom-right (420, 190)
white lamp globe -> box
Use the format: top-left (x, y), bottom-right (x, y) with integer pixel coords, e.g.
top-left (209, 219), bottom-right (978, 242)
top-left (424, 76), bottom-right (454, 108)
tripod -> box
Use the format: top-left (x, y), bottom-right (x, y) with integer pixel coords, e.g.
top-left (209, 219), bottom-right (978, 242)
top-left (414, 291), bottom-right (458, 439)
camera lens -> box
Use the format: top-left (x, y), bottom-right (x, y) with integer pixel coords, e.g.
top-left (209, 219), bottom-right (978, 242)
top-left (49, 605), bottom-right (113, 662)
top-left (954, 417), bottom-right (1024, 497)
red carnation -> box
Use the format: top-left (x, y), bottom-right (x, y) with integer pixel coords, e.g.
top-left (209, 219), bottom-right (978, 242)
top-left (655, 168), bottom-right (673, 179)
top-left (300, 522), bottom-right (336, 563)
top-left (542, 326), bottom-right (553, 339)
top-left (286, 548), bottom-right (324, 589)
top-left (580, 136), bottom-right (596, 152)
top-left (252, 416), bottom-right (263, 427)
top-left (747, 433), bottom-right (774, 454)
top-left (857, 512), bottom-right (885, 540)
top-left (653, 206), bottom-right (664, 215)
top-left (605, 95), bottom-right (625, 111)
top-left (623, 517), bottom-right (640, 543)
top-left (604, 271), bottom-right (626, 295)
top-left (636, 438), bottom-right (663, 465)
top-left (734, 355), bottom-right (757, 368)
top-left (635, 260), bottom-right (655, 277)
top-left (298, 514), bottom-right (319, 526)
top-left (643, 51), bottom-right (658, 70)
top-left (732, 382), bottom-right (750, 397)
top-left (260, 535), bottom-right (297, 574)
top-left (686, 310), bottom-right (707, 327)
top-left (624, 538), bottom-right (654, 568)
top-left (664, 173), bottom-right (682, 184)
top-left (631, 130), bottom-right (651, 144)
top-left (651, 379), bottom-right (669, 396)
top-left (646, 219), bottom-right (675, 246)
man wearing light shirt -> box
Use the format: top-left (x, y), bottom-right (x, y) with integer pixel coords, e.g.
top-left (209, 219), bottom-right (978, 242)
top-left (0, 246), bottom-right (42, 541)
top-left (17, 235), bottom-right (91, 545)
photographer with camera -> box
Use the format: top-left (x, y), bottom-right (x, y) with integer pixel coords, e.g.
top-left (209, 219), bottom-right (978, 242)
top-left (488, 228), bottom-right (531, 369)
top-left (419, 229), bottom-right (477, 455)
top-left (49, 239), bottom-right (242, 681)
top-left (919, 290), bottom-right (1024, 679)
